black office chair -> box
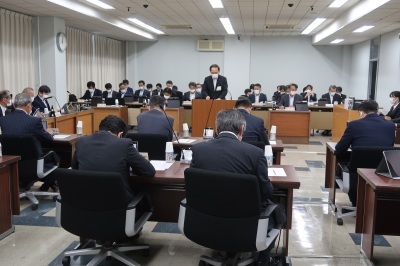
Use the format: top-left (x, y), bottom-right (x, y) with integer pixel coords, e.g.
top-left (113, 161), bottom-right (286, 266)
top-left (178, 168), bottom-right (281, 266)
top-left (125, 133), bottom-right (168, 160)
top-left (55, 168), bottom-right (152, 266)
top-left (335, 146), bottom-right (400, 225)
top-left (0, 135), bottom-right (59, 210)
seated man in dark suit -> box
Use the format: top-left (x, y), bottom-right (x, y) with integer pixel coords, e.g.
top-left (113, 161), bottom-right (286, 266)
top-left (117, 82), bottom-right (134, 98)
top-left (167, 80), bottom-right (183, 104)
top-left (152, 83), bottom-right (164, 96)
top-left (385, 90), bottom-right (400, 120)
top-left (72, 115), bottom-right (155, 203)
top-left (80, 81), bottom-right (102, 100)
top-left (321, 85), bottom-right (342, 104)
top-left (336, 86), bottom-right (346, 103)
top-left (123, 79), bottom-right (134, 94)
top-left (236, 97), bottom-right (269, 145)
top-left (335, 100), bottom-right (395, 206)
top-left (279, 83), bottom-right (303, 109)
top-left (0, 93), bottom-right (57, 191)
top-left (0, 90), bottom-right (12, 117)
top-left (191, 109), bottom-right (284, 265)
top-left (300, 84), bottom-right (317, 102)
top-left (22, 87), bottom-right (36, 115)
top-left (134, 80), bottom-right (151, 99)
top-left (183, 81), bottom-right (202, 101)
top-left (32, 85), bottom-right (52, 113)
top-left (137, 96), bottom-right (175, 141)
top-left (102, 83), bottom-right (118, 99)
top-left (248, 83), bottom-right (267, 104)
top-left (202, 64), bottom-right (228, 100)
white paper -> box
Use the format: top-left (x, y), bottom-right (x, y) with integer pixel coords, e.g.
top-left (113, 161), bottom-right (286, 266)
top-left (269, 141), bottom-right (277, 145)
top-left (174, 139), bottom-right (196, 144)
top-left (216, 86), bottom-right (221, 91)
top-left (53, 134), bottom-right (70, 139)
top-left (150, 160), bottom-right (174, 171)
top-left (268, 168), bottom-right (287, 177)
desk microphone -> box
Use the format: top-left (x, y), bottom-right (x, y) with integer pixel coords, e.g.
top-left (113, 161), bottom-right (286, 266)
top-left (161, 106), bottom-right (186, 161)
top-left (227, 88), bottom-right (232, 100)
top-left (203, 97), bottom-right (215, 139)
top-left (45, 96), bottom-right (62, 111)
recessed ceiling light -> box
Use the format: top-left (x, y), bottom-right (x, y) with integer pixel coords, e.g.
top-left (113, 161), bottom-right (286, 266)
top-left (128, 18), bottom-right (164, 35)
top-left (331, 39), bottom-right (344, 44)
top-left (353, 25), bottom-right (375, 33)
top-left (86, 0), bottom-right (114, 9)
top-left (329, 0), bottom-right (349, 8)
top-left (209, 0), bottom-right (223, 9)
top-left (219, 18), bottom-right (235, 34)
top-left (301, 18), bottom-right (326, 35)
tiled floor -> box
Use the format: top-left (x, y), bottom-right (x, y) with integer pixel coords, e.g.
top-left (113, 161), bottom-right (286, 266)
top-left (1, 134), bottom-right (399, 265)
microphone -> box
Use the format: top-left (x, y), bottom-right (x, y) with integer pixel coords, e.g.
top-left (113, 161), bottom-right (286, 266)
top-left (45, 96), bottom-right (62, 112)
top-left (203, 98), bottom-right (215, 139)
top-left (67, 91), bottom-right (71, 94)
top-left (227, 88), bottom-right (232, 100)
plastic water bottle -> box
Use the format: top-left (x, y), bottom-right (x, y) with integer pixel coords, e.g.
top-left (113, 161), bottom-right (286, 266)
top-left (76, 121), bottom-right (83, 135)
top-left (115, 99), bottom-right (119, 106)
top-left (165, 142), bottom-right (174, 163)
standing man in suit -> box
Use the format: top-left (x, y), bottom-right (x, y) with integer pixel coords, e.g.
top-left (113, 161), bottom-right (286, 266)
top-left (335, 100), bottom-right (395, 206)
top-left (248, 83), bottom-right (267, 104)
top-left (202, 64), bottom-right (228, 100)
top-left (102, 83), bottom-right (118, 99)
top-left (152, 83), bottom-right (164, 96)
top-left (236, 98), bottom-right (269, 145)
top-left (300, 85), bottom-right (317, 102)
top-left (80, 81), bottom-right (102, 100)
top-left (32, 85), bottom-right (52, 113)
top-left (190, 109), bottom-right (283, 265)
top-left (279, 83), bottom-right (303, 109)
top-left (0, 90), bottom-right (12, 117)
top-left (137, 96), bottom-right (175, 141)
top-left (336, 86), bottom-right (346, 102)
top-left (72, 115), bottom-right (155, 202)
top-left (386, 91), bottom-right (400, 119)
top-left (123, 79), bottom-right (134, 94)
top-left (321, 85), bottom-right (342, 104)
top-left (134, 80), bottom-right (151, 99)
top-left (183, 82), bottom-right (202, 101)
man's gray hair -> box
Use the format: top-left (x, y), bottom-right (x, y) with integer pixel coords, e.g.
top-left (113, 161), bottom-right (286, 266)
top-left (14, 93), bottom-right (32, 108)
top-left (22, 87), bottom-right (34, 94)
top-left (0, 90), bottom-right (10, 100)
top-left (216, 109), bottom-right (246, 135)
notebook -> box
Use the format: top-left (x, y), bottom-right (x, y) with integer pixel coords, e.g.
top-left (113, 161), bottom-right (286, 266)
top-left (375, 150), bottom-right (400, 179)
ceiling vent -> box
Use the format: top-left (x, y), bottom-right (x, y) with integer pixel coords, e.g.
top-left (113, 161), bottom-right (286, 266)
top-left (197, 40), bottom-right (224, 52)
top-left (265, 25), bottom-right (294, 30)
top-left (163, 24), bottom-right (193, 29)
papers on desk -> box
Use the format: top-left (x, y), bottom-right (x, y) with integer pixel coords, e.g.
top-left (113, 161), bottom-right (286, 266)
top-left (174, 139), bottom-right (196, 144)
top-left (53, 135), bottom-right (70, 139)
top-left (150, 160), bottom-right (174, 171)
top-left (268, 168), bottom-right (287, 177)
top-left (269, 141), bottom-right (277, 145)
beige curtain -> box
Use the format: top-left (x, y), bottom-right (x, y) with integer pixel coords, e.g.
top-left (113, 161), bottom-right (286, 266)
top-left (66, 27), bottom-right (93, 96)
top-left (0, 9), bottom-right (34, 95)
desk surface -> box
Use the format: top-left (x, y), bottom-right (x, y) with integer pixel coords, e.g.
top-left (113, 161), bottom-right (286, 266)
top-left (357, 168), bottom-right (400, 192)
top-left (0, 155), bottom-right (20, 166)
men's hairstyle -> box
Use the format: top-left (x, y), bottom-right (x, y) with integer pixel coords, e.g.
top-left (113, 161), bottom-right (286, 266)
top-left (105, 83), bottom-right (112, 89)
top-left (163, 87), bottom-right (172, 95)
top-left (196, 83), bottom-right (202, 87)
top-left (336, 86), bottom-right (343, 93)
top-left (0, 90), bottom-right (11, 100)
top-left (146, 83), bottom-right (153, 89)
top-left (306, 84), bottom-right (313, 90)
top-left (38, 85), bottom-right (51, 94)
top-left (235, 97), bottom-right (252, 109)
top-left (149, 95), bottom-right (165, 109)
top-left (329, 85), bottom-right (336, 90)
top-left (166, 80), bottom-right (173, 85)
top-left (358, 100), bottom-right (378, 113)
top-left (86, 81), bottom-right (95, 88)
top-left (254, 83), bottom-right (261, 88)
top-left (216, 109), bottom-right (246, 135)
top-left (209, 64), bottom-right (220, 71)
top-left (279, 85), bottom-right (287, 91)
top-left (244, 88), bottom-right (251, 94)
top-left (138, 80), bottom-right (145, 85)
top-left (390, 91), bottom-right (400, 98)
top-left (99, 115), bottom-right (128, 135)
top-left (123, 79), bottom-right (129, 85)
top-left (22, 87), bottom-right (34, 94)
top-left (156, 83), bottom-right (162, 88)
top-left (249, 84), bottom-right (254, 90)
top-left (188, 81), bottom-right (196, 87)
top-left (13, 93), bottom-right (32, 108)
top-left (290, 83), bottom-right (298, 89)
top-left (302, 87), bottom-right (307, 92)
top-left (119, 83), bottom-right (124, 87)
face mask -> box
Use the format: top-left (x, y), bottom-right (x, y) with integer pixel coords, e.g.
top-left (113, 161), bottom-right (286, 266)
top-left (139, 87), bottom-right (144, 90)
top-left (305, 90), bottom-right (311, 93)
top-left (89, 89), bottom-right (94, 93)
top-left (196, 88), bottom-right (202, 93)
top-left (211, 74), bottom-right (218, 79)
top-left (330, 92), bottom-right (336, 96)
top-left (42, 94), bottom-right (50, 99)
top-left (254, 89), bottom-right (260, 95)
top-left (190, 89), bottom-right (195, 93)
top-left (390, 98), bottom-right (395, 104)
top-left (120, 89), bottom-right (126, 93)
top-left (290, 91), bottom-right (296, 96)
top-left (107, 89), bottom-right (112, 92)
top-left (164, 95), bottom-right (170, 100)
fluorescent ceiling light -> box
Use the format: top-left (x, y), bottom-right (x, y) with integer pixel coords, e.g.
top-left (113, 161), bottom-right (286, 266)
top-left (353, 25), bottom-right (374, 33)
top-left (128, 18), bottom-right (164, 34)
top-left (219, 18), bottom-right (235, 34)
top-left (209, 0), bottom-right (223, 8)
top-left (331, 39), bottom-right (344, 44)
top-left (86, 0), bottom-right (114, 9)
top-left (301, 18), bottom-right (326, 35)
top-left (329, 0), bottom-right (349, 8)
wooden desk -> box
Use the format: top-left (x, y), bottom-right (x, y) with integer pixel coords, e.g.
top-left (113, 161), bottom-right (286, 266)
top-left (309, 109), bottom-right (333, 131)
top-left (140, 107), bottom-right (184, 133)
top-left (93, 106), bottom-right (128, 131)
top-left (43, 135), bottom-right (81, 168)
top-left (332, 105), bottom-right (359, 142)
top-left (0, 156), bottom-right (20, 240)
top-left (126, 102), bottom-right (144, 127)
top-left (45, 110), bottom-right (94, 135)
top-left (356, 169), bottom-right (400, 263)
top-left (269, 111), bottom-right (310, 144)
top-left (129, 164), bottom-right (300, 257)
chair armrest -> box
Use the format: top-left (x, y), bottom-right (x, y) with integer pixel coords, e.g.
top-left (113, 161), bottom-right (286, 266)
top-left (127, 192), bottom-right (145, 210)
top-left (42, 150), bottom-right (60, 167)
top-left (337, 162), bottom-right (349, 173)
top-left (260, 204), bottom-right (277, 219)
top-left (180, 198), bottom-right (187, 207)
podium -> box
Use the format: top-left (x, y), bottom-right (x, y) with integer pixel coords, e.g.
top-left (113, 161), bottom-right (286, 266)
top-left (191, 99), bottom-right (236, 137)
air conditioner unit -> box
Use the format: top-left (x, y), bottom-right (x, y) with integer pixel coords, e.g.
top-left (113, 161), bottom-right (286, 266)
top-left (197, 40), bottom-right (224, 52)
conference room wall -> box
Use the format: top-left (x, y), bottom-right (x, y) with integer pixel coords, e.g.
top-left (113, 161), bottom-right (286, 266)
top-left (347, 40), bottom-right (370, 100)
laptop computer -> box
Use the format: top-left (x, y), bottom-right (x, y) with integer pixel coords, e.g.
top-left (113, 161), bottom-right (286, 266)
top-left (317, 99), bottom-right (328, 106)
top-left (105, 98), bottom-right (117, 106)
top-left (90, 97), bottom-right (103, 106)
top-left (295, 103), bottom-right (309, 111)
top-left (166, 97), bottom-right (181, 108)
top-left (375, 150), bottom-right (400, 179)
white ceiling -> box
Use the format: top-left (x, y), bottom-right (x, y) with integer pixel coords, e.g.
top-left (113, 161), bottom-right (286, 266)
top-left (0, 0), bottom-right (400, 45)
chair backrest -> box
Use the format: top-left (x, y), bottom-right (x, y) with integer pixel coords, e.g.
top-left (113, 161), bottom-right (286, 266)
top-left (243, 140), bottom-right (265, 152)
top-left (55, 168), bottom-right (132, 241)
top-left (125, 133), bottom-right (167, 160)
top-left (183, 168), bottom-right (261, 252)
top-left (348, 146), bottom-right (400, 172)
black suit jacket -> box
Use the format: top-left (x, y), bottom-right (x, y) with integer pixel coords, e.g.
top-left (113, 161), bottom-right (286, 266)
top-left (279, 94), bottom-right (303, 107)
top-left (102, 90), bottom-right (118, 99)
top-left (248, 93), bottom-right (267, 103)
top-left (134, 89), bottom-right (151, 98)
top-left (300, 92), bottom-right (317, 102)
top-left (0, 106), bottom-right (12, 117)
top-left (238, 109), bottom-right (269, 145)
top-left (32, 95), bottom-right (51, 113)
top-left (152, 89), bottom-right (164, 97)
top-left (202, 75), bottom-right (228, 99)
top-left (137, 109), bottom-right (175, 141)
top-left (335, 113), bottom-right (395, 154)
top-left (71, 131), bottom-right (155, 201)
top-left (80, 88), bottom-right (102, 100)
top-left (321, 93), bottom-right (342, 104)
top-left (191, 132), bottom-right (273, 210)
top-left (117, 90), bottom-right (134, 99)
top-left (183, 91), bottom-right (202, 101)
top-left (386, 104), bottom-right (400, 120)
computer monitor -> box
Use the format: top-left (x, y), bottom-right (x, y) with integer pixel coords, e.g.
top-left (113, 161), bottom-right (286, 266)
top-left (295, 103), bottom-right (309, 111)
top-left (124, 95), bottom-right (134, 103)
top-left (90, 97), bottom-right (102, 106)
top-left (318, 99), bottom-right (328, 106)
top-left (105, 98), bottom-right (117, 106)
top-left (166, 97), bottom-right (180, 108)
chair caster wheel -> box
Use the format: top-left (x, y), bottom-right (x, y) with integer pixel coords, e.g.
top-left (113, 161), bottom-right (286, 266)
top-left (31, 204), bottom-right (38, 210)
top-left (142, 249), bottom-right (150, 257)
top-left (62, 256), bottom-right (70, 265)
top-left (337, 218), bottom-right (343, 225)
